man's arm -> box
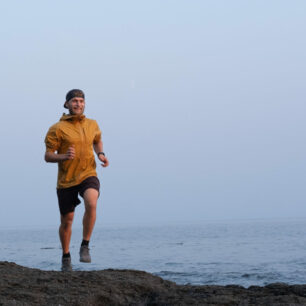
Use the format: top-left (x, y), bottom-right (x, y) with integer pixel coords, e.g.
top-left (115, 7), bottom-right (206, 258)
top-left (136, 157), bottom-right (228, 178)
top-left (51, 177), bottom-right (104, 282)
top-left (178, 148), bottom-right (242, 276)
top-left (45, 146), bottom-right (75, 163)
top-left (93, 140), bottom-right (109, 167)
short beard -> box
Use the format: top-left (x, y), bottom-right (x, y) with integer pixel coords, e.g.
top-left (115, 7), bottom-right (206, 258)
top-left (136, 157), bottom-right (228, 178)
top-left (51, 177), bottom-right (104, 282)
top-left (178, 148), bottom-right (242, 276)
top-left (69, 109), bottom-right (84, 115)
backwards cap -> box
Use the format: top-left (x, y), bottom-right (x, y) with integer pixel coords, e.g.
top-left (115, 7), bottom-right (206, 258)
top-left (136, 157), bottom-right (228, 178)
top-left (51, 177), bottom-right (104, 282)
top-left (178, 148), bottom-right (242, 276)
top-left (64, 89), bottom-right (85, 108)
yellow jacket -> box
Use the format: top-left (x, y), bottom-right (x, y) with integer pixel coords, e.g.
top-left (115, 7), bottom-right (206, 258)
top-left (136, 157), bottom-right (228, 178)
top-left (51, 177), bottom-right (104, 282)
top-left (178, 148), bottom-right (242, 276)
top-left (45, 114), bottom-right (101, 189)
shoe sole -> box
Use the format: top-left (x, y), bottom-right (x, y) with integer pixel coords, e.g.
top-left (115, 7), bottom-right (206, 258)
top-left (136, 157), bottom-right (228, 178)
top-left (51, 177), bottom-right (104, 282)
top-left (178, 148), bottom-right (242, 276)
top-left (80, 258), bottom-right (91, 263)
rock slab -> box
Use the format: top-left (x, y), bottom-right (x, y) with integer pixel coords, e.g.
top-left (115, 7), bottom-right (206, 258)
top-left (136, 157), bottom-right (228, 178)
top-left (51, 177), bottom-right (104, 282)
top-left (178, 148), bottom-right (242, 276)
top-left (1, 262), bottom-right (306, 305)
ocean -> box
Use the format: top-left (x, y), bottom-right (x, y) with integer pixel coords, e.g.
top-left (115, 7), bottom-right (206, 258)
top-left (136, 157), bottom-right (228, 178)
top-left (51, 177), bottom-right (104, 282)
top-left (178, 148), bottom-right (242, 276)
top-left (2, 219), bottom-right (306, 288)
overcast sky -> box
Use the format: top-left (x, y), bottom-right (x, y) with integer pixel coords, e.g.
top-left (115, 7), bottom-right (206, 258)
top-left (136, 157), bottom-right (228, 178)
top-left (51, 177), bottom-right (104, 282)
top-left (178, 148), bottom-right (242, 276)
top-left (1, 1), bottom-right (305, 228)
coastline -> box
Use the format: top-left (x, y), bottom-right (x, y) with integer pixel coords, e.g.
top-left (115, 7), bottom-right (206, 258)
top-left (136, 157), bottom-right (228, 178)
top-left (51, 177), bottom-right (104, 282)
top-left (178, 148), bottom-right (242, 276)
top-left (1, 262), bottom-right (306, 305)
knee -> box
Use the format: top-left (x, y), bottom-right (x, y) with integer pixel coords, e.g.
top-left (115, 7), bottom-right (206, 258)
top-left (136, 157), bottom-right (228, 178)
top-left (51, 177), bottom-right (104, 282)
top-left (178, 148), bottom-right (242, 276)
top-left (83, 189), bottom-right (98, 211)
top-left (85, 202), bottom-right (97, 214)
top-left (61, 215), bottom-right (73, 230)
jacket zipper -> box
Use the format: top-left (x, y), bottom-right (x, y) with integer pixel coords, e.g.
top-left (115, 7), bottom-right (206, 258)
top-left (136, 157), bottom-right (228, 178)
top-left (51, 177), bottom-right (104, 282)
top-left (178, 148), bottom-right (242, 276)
top-left (78, 121), bottom-right (86, 169)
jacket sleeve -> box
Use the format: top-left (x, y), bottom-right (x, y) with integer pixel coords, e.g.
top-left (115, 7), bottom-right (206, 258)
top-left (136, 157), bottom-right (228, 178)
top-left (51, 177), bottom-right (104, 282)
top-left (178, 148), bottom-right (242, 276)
top-left (45, 124), bottom-right (61, 152)
top-left (93, 120), bottom-right (102, 144)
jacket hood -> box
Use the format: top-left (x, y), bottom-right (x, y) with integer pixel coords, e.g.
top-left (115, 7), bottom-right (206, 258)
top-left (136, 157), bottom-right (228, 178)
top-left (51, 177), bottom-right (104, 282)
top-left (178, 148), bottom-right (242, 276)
top-left (60, 113), bottom-right (85, 122)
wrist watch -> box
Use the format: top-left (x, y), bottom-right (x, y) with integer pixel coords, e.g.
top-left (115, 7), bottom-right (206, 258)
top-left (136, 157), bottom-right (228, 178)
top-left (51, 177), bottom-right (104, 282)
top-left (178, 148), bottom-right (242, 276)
top-left (97, 152), bottom-right (105, 157)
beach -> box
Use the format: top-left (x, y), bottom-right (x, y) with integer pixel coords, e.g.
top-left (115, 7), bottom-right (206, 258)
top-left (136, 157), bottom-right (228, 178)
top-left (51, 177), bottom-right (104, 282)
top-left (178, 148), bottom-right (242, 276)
top-left (2, 261), bottom-right (306, 305)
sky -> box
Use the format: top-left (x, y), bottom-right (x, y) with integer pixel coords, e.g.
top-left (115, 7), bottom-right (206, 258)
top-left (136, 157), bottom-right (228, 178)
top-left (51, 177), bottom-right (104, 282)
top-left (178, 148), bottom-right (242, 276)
top-left (0, 1), bottom-right (306, 228)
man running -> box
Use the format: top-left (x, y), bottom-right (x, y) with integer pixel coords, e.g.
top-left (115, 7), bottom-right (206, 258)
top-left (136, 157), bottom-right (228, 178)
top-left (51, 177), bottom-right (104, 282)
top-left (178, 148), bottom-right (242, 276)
top-left (44, 89), bottom-right (109, 270)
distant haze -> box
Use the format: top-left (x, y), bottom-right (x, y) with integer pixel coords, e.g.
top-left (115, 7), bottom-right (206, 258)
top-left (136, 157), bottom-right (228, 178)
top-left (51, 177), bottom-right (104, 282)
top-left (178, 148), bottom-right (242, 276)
top-left (1, 1), bottom-right (305, 228)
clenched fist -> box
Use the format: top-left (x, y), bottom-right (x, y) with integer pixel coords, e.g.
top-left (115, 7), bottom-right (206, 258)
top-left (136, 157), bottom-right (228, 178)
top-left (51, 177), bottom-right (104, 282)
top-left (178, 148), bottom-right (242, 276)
top-left (65, 146), bottom-right (75, 160)
top-left (98, 154), bottom-right (109, 167)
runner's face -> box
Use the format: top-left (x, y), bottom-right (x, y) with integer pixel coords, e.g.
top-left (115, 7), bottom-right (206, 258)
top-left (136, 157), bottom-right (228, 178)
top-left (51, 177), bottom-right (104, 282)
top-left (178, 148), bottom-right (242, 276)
top-left (66, 97), bottom-right (85, 115)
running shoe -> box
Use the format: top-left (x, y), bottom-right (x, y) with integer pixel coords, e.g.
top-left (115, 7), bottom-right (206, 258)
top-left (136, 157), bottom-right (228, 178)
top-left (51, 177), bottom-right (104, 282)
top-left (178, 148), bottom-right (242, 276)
top-left (61, 257), bottom-right (72, 272)
top-left (79, 245), bottom-right (91, 263)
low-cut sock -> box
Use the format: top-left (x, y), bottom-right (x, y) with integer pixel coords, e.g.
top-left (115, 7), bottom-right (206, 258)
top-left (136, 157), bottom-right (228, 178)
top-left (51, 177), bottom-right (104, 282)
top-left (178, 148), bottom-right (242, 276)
top-left (62, 252), bottom-right (71, 258)
top-left (81, 239), bottom-right (89, 247)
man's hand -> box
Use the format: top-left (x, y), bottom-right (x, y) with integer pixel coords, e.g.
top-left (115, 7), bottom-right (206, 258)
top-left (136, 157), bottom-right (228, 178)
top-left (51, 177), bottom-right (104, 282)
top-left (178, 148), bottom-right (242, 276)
top-left (45, 146), bottom-right (75, 163)
top-left (64, 146), bottom-right (75, 160)
top-left (98, 154), bottom-right (109, 167)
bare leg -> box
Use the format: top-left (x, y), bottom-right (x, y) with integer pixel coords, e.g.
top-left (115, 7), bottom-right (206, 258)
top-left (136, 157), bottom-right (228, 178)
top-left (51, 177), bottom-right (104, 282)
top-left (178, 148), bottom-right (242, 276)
top-left (82, 188), bottom-right (99, 241)
top-left (59, 212), bottom-right (74, 254)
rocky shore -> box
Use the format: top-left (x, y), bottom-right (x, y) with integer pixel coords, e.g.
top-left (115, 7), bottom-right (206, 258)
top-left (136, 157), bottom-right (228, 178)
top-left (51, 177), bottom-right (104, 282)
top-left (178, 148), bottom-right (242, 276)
top-left (1, 262), bottom-right (306, 305)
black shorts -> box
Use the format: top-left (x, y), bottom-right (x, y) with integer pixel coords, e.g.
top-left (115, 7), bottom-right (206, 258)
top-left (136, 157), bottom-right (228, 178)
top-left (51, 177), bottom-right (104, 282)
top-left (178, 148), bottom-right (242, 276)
top-left (57, 176), bottom-right (100, 215)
